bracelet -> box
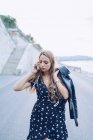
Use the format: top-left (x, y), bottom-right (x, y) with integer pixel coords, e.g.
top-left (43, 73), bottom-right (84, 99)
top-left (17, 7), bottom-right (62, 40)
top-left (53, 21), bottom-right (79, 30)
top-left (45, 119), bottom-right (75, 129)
top-left (55, 79), bottom-right (60, 83)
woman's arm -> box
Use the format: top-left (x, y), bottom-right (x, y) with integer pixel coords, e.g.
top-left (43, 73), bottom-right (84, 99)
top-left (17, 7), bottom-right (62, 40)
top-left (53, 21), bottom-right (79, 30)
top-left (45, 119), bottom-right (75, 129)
top-left (53, 71), bottom-right (69, 99)
top-left (13, 71), bottom-right (33, 91)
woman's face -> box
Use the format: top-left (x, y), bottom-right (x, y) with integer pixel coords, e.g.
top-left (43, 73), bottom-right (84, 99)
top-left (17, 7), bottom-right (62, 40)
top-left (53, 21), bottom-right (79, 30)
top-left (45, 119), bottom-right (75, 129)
top-left (39, 54), bottom-right (51, 73)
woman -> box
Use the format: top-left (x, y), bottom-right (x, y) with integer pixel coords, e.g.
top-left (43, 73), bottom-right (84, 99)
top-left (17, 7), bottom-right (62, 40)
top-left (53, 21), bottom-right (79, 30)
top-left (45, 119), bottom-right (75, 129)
top-left (13, 50), bottom-right (69, 140)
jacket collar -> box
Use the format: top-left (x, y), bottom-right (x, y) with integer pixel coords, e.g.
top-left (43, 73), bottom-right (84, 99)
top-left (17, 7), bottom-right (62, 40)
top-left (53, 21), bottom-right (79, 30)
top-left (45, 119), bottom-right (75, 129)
top-left (56, 66), bottom-right (70, 76)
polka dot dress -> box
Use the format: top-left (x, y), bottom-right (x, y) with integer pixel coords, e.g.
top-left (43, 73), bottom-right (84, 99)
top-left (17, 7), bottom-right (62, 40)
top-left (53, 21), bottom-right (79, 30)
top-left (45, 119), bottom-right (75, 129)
top-left (27, 78), bottom-right (68, 140)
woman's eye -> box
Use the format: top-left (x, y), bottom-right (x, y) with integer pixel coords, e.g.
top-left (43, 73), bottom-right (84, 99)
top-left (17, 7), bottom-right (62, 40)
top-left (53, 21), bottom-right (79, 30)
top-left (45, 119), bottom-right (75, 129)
top-left (39, 60), bottom-right (49, 64)
top-left (44, 61), bottom-right (48, 64)
top-left (39, 61), bottom-right (42, 63)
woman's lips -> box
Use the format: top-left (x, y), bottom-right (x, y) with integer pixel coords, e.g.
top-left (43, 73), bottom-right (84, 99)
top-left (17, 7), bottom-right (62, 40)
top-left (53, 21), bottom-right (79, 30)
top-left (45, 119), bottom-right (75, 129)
top-left (41, 68), bottom-right (45, 70)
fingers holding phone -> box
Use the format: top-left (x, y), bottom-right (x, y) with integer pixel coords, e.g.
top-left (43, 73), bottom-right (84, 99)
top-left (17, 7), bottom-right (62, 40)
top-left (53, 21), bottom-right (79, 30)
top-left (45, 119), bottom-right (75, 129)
top-left (34, 61), bottom-right (40, 71)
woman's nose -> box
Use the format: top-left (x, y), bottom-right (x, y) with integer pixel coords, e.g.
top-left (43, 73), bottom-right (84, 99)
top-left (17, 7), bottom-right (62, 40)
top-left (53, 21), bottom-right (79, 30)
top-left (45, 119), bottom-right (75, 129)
top-left (41, 62), bottom-right (45, 67)
top-left (42, 63), bottom-right (44, 66)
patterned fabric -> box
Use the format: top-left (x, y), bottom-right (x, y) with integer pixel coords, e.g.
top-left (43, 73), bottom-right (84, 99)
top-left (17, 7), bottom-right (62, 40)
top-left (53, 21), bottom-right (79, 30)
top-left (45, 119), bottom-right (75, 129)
top-left (27, 78), bottom-right (68, 140)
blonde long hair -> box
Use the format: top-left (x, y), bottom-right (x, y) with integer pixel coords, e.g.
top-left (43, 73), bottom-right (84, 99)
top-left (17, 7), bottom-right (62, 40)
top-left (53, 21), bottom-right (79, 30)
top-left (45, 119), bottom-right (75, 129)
top-left (29, 50), bottom-right (55, 83)
top-left (28, 50), bottom-right (62, 99)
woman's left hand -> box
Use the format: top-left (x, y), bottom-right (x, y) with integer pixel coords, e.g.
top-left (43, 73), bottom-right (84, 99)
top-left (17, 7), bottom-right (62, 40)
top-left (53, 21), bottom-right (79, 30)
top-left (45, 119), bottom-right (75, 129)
top-left (53, 70), bottom-right (59, 81)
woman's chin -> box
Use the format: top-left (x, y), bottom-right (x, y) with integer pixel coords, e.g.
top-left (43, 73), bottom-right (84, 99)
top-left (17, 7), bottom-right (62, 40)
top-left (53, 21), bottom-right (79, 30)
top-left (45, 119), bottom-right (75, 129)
top-left (41, 69), bottom-right (48, 73)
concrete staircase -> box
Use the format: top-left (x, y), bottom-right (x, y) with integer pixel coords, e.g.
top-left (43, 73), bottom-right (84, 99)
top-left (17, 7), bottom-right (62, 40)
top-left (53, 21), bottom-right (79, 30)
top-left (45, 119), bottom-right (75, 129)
top-left (2, 46), bottom-right (26, 75)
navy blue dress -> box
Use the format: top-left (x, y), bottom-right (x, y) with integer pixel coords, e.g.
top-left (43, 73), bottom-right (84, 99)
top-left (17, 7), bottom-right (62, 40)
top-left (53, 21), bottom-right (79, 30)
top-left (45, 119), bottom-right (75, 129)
top-left (27, 77), bottom-right (68, 140)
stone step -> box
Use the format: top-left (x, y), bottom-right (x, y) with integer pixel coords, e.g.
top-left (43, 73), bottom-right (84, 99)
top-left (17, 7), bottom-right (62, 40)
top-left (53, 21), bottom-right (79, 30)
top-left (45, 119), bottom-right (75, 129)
top-left (2, 47), bottom-right (26, 74)
top-left (3, 62), bottom-right (19, 69)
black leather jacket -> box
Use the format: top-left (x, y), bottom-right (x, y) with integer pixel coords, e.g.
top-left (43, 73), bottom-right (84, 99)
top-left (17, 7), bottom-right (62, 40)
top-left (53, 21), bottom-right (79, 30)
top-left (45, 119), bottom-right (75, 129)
top-left (56, 66), bottom-right (78, 127)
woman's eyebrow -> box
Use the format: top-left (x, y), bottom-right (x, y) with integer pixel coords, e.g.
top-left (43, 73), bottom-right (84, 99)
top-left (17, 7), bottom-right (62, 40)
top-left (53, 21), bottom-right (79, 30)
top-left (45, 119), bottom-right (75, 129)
top-left (39, 60), bottom-right (48, 62)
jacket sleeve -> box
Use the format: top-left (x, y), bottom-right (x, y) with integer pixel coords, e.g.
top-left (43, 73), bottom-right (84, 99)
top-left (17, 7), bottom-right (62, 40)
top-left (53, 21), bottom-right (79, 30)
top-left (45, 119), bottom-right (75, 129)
top-left (70, 78), bottom-right (78, 119)
top-left (57, 66), bottom-right (78, 126)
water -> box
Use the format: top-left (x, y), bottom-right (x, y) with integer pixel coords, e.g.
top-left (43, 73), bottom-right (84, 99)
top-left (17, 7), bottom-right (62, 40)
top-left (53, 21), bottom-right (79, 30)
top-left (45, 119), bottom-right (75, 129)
top-left (61, 60), bottom-right (93, 74)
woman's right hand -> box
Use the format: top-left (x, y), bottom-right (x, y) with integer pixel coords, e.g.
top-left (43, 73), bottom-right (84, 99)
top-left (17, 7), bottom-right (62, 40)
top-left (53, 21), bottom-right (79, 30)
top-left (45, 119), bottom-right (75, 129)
top-left (34, 61), bottom-right (40, 72)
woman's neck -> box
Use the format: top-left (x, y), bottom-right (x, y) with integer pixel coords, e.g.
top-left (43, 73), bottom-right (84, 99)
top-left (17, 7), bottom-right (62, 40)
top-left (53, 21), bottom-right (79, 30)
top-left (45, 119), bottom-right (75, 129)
top-left (42, 72), bottom-right (50, 77)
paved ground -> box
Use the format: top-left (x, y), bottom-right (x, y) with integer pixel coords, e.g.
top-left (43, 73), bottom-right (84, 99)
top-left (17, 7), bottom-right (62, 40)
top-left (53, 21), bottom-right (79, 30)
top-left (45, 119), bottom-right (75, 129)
top-left (0, 71), bottom-right (93, 140)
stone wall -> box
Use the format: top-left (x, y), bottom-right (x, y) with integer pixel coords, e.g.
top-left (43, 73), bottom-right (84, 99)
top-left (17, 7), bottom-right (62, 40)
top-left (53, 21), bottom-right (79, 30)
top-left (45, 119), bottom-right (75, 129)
top-left (0, 18), bottom-right (16, 73)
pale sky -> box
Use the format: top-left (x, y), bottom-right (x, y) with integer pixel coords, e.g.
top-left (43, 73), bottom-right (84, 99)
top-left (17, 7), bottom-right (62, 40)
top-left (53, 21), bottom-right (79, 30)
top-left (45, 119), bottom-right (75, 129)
top-left (0, 0), bottom-right (93, 57)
